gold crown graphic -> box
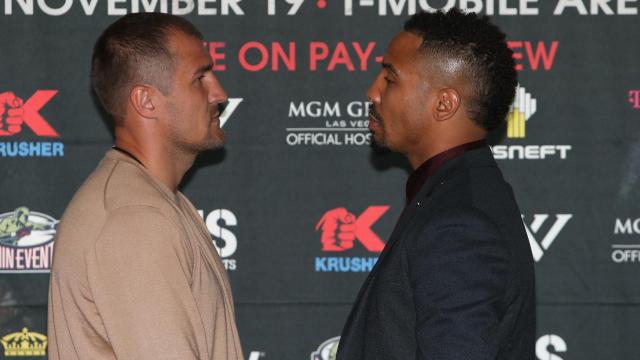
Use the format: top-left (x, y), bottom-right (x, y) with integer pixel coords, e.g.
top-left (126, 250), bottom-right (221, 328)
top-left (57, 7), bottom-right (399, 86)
top-left (1, 327), bottom-right (47, 356)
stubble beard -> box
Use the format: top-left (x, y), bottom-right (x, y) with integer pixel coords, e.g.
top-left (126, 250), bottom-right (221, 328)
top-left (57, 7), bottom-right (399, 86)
top-left (167, 102), bottom-right (225, 156)
top-left (369, 106), bottom-right (389, 149)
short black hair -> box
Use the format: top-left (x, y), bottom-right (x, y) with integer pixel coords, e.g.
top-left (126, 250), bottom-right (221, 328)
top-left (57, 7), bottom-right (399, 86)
top-left (91, 13), bottom-right (203, 117)
top-left (404, 9), bottom-right (517, 131)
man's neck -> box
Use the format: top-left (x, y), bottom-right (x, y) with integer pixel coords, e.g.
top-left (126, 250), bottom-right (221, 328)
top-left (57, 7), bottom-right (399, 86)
top-left (406, 135), bottom-right (486, 170)
top-left (114, 138), bottom-right (195, 193)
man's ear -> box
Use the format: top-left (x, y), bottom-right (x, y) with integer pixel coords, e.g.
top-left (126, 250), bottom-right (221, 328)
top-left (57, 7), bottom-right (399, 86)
top-left (128, 85), bottom-right (159, 119)
top-left (433, 88), bottom-right (461, 122)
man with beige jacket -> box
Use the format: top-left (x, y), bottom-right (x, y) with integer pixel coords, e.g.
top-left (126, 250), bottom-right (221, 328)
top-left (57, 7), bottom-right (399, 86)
top-left (47, 13), bottom-right (243, 360)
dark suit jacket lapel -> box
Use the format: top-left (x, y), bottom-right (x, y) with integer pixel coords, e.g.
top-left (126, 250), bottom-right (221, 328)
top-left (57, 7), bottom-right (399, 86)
top-left (376, 149), bottom-right (480, 265)
top-left (379, 146), bottom-right (496, 263)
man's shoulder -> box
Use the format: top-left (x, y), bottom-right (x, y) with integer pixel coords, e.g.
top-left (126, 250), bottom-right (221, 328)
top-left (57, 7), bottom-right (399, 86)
top-left (434, 152), bottom-right (511, 206)
top-left (425, 147), bottom-right (503, 196)
top-left (56, 155), bottom-right (181, 245)
top-left (95, 157), bottom-right (179, 216)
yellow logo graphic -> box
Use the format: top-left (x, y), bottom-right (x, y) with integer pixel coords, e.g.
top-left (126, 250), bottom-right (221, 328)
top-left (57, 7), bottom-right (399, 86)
top-left (507, 86), bottom-right (537, 138)
top-left (1, 328), bottom-right (47, 356)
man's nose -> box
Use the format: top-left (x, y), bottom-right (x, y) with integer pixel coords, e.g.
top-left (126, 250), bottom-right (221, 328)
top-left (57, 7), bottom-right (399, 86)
top-left (208, 75), bottom-right (228, 105)
top-left (366, 77), bottom-right (381, 104)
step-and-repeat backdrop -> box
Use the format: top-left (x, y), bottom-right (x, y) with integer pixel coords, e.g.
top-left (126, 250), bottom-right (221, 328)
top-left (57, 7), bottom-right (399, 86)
top-left (1, 1), bottom-right (639, 359)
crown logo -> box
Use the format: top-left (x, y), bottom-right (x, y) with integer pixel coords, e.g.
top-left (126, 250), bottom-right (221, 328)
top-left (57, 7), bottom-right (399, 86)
top-left (1, 328), bottom-right (47, 356)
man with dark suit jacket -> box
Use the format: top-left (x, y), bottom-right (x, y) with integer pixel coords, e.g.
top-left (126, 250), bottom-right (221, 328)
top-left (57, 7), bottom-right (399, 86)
top-left (337, 9), bottom-right (536, 360)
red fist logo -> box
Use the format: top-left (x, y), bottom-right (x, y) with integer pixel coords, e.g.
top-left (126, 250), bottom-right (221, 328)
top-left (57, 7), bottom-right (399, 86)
top-left (0, 90), bottom-right (59, 137)
top-left (316, 208), bottom-right (358, 251)
top-left (0, 92), bottom-right (25, 136)
top-left (316, 206), bottom-right (390, 252)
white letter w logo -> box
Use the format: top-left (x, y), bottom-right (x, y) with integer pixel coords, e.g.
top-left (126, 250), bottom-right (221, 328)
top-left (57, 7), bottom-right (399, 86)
top-left (523, 214), bottom-right (572, 262)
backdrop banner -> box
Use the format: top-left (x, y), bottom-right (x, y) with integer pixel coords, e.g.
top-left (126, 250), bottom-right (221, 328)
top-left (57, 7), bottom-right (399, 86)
top-left (1, 1), bottom-right (639, 359)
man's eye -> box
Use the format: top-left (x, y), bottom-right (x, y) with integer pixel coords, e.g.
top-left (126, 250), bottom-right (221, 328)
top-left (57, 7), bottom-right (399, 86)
top-left (384, 76), bottom-right (394, 84)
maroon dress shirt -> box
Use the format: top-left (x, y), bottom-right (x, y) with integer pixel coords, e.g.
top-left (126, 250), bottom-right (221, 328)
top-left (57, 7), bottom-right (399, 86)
top-left (405, 140), bottom-right (487, 205)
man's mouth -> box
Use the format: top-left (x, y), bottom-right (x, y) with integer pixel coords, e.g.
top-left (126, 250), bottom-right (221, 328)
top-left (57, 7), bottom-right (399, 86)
top-left (369, 106), bottom-right (383, 123)
top-left (368, 114), bottom-right (380, 132)
top-left (368, 109), bottom-right (382, 128)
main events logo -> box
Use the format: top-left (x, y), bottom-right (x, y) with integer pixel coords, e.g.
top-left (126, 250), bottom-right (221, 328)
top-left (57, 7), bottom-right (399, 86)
top-left (314, 206), bottom-right (389, 272)
top-left (0, 90), bottom-right (64, 157)
top-left (492, 85), bottom-right (572, 160)
top-left (0, 207), bottom-right (57, 273)
top-left (286, 101), bottom-right (372, 146)
top-left (311, 336), bottom-right (340, 360)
